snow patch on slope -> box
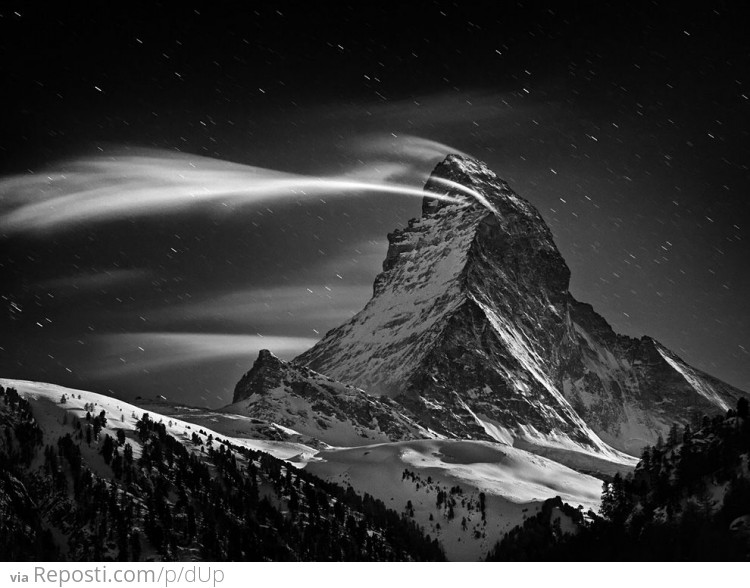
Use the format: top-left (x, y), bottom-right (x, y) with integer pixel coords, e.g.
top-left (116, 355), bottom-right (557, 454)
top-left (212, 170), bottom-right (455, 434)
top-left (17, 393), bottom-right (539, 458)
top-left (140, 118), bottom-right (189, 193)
top-left (470, 295), bottom-right (635, 465)
top-left (656, 347), bottom-right (730, 411)
top-left (456, 396), bottom-right (514, 446)
top-left (306, 439), bottom-right (602, 561)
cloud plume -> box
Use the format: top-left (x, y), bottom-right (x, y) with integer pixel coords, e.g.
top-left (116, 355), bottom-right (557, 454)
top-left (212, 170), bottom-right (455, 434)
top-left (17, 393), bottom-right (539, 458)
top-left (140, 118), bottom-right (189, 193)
top-left (88, 332), bottom-right (317, 378)
top-left (353, 134), bottom-right (473, 164)
top-left (0, 141), bottom-right (489, 234)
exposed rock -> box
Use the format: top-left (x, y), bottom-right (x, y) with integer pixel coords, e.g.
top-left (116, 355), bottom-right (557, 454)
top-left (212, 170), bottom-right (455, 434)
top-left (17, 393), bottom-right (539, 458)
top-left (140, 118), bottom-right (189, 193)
top-left (228, 350), bottom-right (433, 446)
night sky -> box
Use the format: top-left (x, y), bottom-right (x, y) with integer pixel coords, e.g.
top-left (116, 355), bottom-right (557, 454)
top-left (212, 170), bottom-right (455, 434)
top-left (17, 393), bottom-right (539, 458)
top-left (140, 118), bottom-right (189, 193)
top-left (1, 2), bottom-right (749, 407)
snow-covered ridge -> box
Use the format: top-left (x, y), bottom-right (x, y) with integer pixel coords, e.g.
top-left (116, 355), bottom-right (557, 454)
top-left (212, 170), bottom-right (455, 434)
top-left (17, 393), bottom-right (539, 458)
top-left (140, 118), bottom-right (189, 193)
top-left (297, 186), bottom-right (488, 396)
top-left (0, 378), bottom-right (318, 463)
top-left (656, 345), bottom-right (730, 411)
top-left (225, 349), bottom-right (436, 446)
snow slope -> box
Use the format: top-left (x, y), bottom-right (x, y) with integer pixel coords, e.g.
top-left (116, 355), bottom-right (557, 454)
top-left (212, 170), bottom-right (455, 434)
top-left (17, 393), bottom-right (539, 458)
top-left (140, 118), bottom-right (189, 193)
top-left (3, 378), bottom-right (607, 560)
top-left (307, 439), bottom-right (602, 561)
top-left (296, 199), bottom-right (486, 397)
top-left (1, 378), bottom-right (317, 463)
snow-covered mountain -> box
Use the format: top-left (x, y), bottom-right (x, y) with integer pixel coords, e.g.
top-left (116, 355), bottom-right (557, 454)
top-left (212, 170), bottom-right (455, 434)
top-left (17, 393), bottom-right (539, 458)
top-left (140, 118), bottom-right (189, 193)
top-left (211, 154), bottom-right (747, 558)
top-left (295, 154), bottom-right (747, 457)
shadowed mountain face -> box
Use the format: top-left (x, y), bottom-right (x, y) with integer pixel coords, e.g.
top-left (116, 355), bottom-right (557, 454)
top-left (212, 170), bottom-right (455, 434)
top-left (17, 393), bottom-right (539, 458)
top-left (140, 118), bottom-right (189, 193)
top-left (290, 155), bottom-right (747, 456)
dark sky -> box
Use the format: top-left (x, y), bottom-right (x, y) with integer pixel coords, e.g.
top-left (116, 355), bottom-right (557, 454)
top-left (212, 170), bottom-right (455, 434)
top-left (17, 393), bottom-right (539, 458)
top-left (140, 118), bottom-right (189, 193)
top-left (1, 2), bottom-right (749, 406)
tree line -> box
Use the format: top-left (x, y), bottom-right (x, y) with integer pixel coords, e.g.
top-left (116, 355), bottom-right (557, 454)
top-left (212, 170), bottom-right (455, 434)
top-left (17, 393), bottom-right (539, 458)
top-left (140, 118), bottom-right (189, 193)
top-left (486, 397), bottom-right (750, 561)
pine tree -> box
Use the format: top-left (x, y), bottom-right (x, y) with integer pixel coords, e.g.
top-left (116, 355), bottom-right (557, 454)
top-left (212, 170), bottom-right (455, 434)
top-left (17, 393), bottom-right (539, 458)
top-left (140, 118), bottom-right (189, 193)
top-left (667, 423), bottom-right (680, 446)
top-left (738, 397), bottom-right (749, 419)
top-left (601, 473), bottom-right (630, 524)
top-left (111, 450), bottom-right (123, 478)
top-left (640, 446), bottom-right (651, 470)
top-left (101, 435), bottom-right (115, 464)
top-left (123, 443), bottom-right (133, 464)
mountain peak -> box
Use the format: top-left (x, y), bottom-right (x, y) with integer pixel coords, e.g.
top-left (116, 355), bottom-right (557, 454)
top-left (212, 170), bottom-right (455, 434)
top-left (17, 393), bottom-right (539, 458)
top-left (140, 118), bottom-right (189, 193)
top-left (300, 154), bottom-right (573, 397)
top-left (232, 349), bottom-right (285, 403)
top-left (296, 156), bottom-right (746, 457)
top-left (257, 348), bottom-right (280, 363)
top-left (422, 153), bottom-right (506, 216)
top-left (432, 153), bottom-right (499, 184)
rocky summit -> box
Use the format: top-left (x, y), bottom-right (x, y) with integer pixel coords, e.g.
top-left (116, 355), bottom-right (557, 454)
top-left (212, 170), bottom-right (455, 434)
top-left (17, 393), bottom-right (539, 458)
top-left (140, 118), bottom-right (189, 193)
top-left (288, 154), bottom-right (746, 457)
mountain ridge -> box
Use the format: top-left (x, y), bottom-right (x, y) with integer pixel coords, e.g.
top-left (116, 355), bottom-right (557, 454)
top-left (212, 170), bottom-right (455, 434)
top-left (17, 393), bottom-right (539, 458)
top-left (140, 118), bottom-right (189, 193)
top-left (229, 350), bottom-right (435, 447)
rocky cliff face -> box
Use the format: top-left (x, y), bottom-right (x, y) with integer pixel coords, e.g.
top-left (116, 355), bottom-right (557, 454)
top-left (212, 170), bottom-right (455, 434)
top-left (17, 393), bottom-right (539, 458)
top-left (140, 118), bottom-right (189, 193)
top-left (229, 350), bottom-right (432, 446)
top-left (294, 154), bottom-right (746, 457)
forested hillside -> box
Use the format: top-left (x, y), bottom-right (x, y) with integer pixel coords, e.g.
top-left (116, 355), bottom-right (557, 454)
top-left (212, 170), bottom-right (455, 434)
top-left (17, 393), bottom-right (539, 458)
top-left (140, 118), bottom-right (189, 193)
top-left (487, 398), bottom-right (750, 561)
top-left (0, 384), bottom-right (444, 561)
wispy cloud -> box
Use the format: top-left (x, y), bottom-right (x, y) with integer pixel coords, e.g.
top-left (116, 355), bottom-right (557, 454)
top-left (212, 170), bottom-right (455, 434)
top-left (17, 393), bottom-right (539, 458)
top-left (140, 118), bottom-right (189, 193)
top-left (139, 284), bottom-right (371, 330)
top-left (106, 240), bottom-right (385, 333)
top-left (88, 332), bottom-right (317, 378)
top-left (0, 144), bottom-right (483, 234)
top-left (353, 134), bottom-right (473, 164)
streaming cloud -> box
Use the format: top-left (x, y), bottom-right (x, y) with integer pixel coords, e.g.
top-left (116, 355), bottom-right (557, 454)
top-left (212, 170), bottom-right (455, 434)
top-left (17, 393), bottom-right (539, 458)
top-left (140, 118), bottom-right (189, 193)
top-left (0, 142), bottom-right (489, 234)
